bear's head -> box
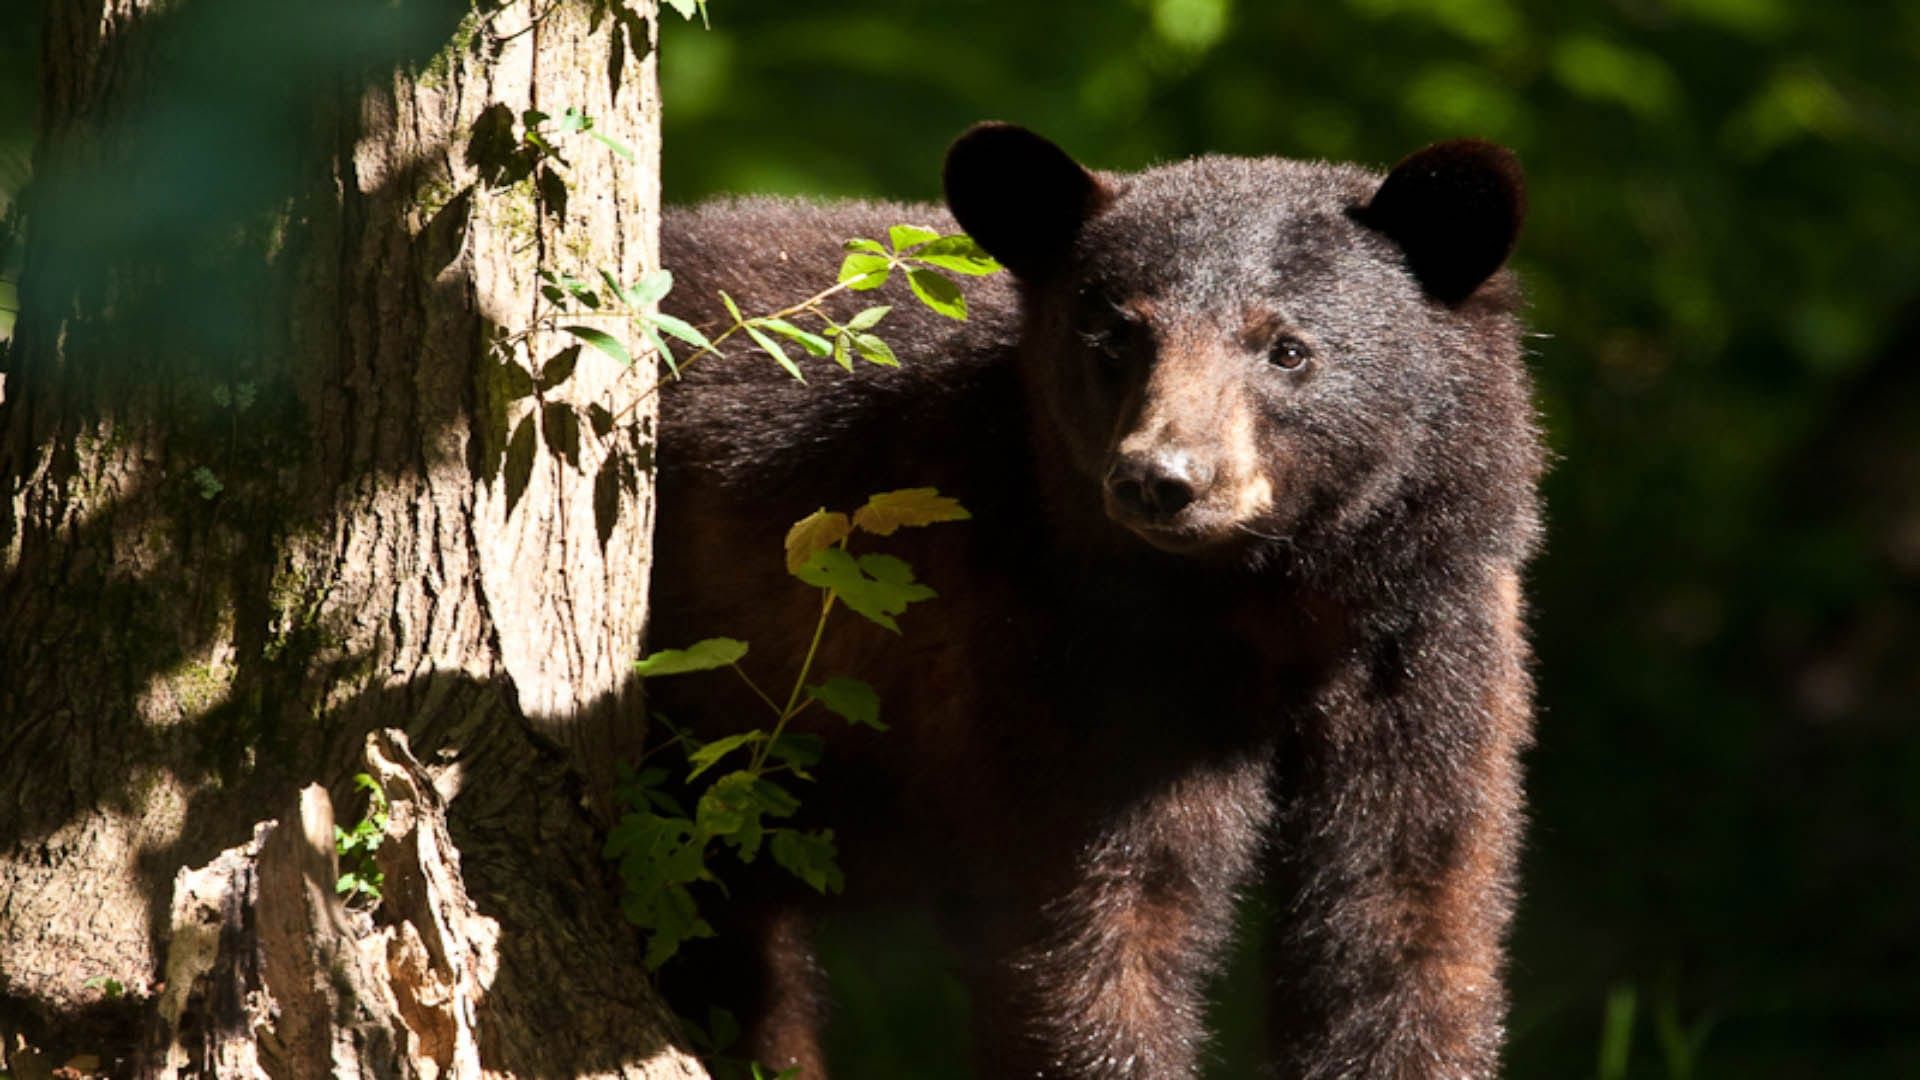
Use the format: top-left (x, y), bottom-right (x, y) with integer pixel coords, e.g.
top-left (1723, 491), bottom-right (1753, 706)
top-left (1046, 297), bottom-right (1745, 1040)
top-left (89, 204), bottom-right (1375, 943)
top-left (944, 124), bottom-right (1532, 566)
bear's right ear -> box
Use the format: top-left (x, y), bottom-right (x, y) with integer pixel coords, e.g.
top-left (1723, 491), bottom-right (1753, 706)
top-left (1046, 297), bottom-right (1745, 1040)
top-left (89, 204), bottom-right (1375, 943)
top-left (1354, 140), bottom-right (1526, 305)
top-left (944, 123), bottom-right (1112, 281)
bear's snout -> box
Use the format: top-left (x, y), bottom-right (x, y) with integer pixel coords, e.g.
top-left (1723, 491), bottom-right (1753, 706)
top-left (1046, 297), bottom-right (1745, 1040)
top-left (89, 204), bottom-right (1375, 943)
top-left (1107, 449), bottom-right (1207, 520)
top-left (1106, 448), bottom-right (1214, 525)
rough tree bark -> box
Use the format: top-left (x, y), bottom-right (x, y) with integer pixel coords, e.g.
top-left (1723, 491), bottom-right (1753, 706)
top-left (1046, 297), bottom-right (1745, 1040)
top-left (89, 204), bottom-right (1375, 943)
top-left (0, 0), bottom-right (701, 1075)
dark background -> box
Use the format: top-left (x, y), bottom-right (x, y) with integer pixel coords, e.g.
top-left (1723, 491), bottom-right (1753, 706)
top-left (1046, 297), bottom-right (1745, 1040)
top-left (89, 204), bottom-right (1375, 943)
top-left (6, 0), bottom-right (1917, 1075)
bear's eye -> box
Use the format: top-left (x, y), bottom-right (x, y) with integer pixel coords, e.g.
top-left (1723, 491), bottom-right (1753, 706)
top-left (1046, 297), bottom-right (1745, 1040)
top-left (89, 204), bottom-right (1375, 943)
top-left (1269, 337), bottom-right (1311, 370)
top-left (1077, 314), bottom-right (1133, 366)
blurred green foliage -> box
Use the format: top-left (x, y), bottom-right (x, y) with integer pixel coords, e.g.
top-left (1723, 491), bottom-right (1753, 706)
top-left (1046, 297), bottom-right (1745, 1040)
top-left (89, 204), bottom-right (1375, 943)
top-left (3, 0), bottom-right (1916, 1074)
top-left (0, 5), bottom-right (35, 338)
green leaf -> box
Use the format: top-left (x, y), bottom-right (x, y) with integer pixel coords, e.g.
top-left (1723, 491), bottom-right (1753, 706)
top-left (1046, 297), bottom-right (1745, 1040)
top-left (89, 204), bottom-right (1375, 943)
top-left (851, 333), bottom-right (898, 367)
top-left (640, 323), bottom-right (679, 377)
top-left (597, 267), bottom-right (627, 304)
top-left (633, 637), bottom-right (749, 676)
top-left (807, 676), bottom-right (885, 730)
top-left (765, 733), bottom-right (825, 775)
top-left (686, 732), bottom-right (766, 780)
top-left (718, 289), bottom-right (744, 324)
top-left (906, 268), bottom-right (968, 319)
top-left (838, 253), bottom-right (892, 291)
top-left (846, 305), bottom-right (890, 331)
top-left (590, 131), bottom-right (636, 161)
top-left (630, 269), bottom-right (674, 307)
top-left (911, 235), bottom-right (1004, 275)
top-left (648, 311), bottom-right (712, 349)
top-left (625, 881), bottom-right (713, 969)
top-left (760, 318), bottom-right (832, 357)
top-left (743, 322), bottom-right (805, 382)
top-left (792, 548), bottom-right (937, 633)
top-left (770, 828), bottom-right (845, 894)
top-left (858, 553), bottom-right (919, 585)
top-left (698, 773), bottom-right (799, 861)
top-left (851, 487), bottom-right (972, 535)
top-left (190, 466), bottom-right (223, 500)
top-left (706, 1007), bottom-right (742, 1053)
top-left (603, 811), bottom-right (704, 884)
top-left (843, 237), bottom-right (886, 255)
top-left (830, 333), bottom-right (854, 372)
top-left (752, 777), bottom-right (802, 818)
top-left (784, 509), bottom-right (852, 573)
top-left (888, 224), bottom-right (940, 251)
top-left (557, 107), bottom-right (591, 134)
top-left (662, 0), bottom-right (698, 19)
top-left (562, 325), bottom-right (632, 367)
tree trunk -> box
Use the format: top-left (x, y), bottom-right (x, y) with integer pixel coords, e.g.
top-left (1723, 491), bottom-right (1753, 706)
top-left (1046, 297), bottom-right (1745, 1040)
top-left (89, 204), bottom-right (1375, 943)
top-left (0, 0), bottom-right (699, 1074)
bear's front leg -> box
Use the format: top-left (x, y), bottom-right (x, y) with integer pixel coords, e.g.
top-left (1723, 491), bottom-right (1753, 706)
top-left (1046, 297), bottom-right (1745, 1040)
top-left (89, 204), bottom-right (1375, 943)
top-left (662, 900), bottom-right (828, 1078)
top-left (968, 753), bottom-right (1274, 1080)
top-left (1268, 571), bottom-right (1532, 1080)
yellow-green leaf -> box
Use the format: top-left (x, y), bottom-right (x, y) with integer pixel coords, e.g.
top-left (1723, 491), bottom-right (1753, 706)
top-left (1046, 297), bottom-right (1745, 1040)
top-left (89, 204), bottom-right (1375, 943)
top-left (784, 509), bottom-right (851, 573)
top-left (851, 487), bottom-right (972, 536)
top-left (838, 253), bottom-right (892, 291)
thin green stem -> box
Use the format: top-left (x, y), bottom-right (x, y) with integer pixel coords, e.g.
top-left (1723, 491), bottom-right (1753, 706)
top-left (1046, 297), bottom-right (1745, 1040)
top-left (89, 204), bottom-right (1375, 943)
top-left (597, 259), bottom-right (901, 431)
top-left (730, 662), bottom-right (784, 718)
top-left (633, 730), bottom-right (691, 765)
top-left (748, 587), bottom-right (838, 773)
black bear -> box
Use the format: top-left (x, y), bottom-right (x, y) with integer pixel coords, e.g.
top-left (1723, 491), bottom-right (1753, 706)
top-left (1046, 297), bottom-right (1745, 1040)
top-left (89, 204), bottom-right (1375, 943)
top-left (648, 124), bottom-right (1542, 1079)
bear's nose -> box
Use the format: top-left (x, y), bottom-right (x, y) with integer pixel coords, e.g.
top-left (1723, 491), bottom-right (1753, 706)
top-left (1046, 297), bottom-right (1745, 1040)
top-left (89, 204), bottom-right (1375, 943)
top-left (1107, 451), bottom-right (1211, 522)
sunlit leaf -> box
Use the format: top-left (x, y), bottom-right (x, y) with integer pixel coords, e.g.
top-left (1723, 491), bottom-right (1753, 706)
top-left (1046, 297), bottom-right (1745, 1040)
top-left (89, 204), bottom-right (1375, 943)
top-left (852, 487), bottom-right (972, 535)
top-left (793, 548), bottom-right (937, 632)
top-left (648, 311), bottom-right (712, 349)
top-left (633, 637), bottom-right (749, 676)
top-left (744, 322), bottom-right (805, 381)
top-left (760, 317), bottom-right (832, 357)
top-left (785, 509), bottom-right (852, 573)
top-left (852, 333), bottom-right (897, 367)
top-left (591, 130), bottom-right (636, 161)
top-left (640, 323), bottom-right (678, 376)
top-left (687, 732), bottom-right (765, 780)
top-left (846, 305), bottom-right (891, 331)
top-left (562, 325), bottom-right (631, 366)
top-left (630, 269), bottom-right (674, 307)
top-left (888, 224), bottom-right (940, 251)
top-left (838, 253), bottom-right (892, 291)
top-left (910, 235), bottom-right (1003, 275)
top-left (906, 268), bottom-right (967, 319)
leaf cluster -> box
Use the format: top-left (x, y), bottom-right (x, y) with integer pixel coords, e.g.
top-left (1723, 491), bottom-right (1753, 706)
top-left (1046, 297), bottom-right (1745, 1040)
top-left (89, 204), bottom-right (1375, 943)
top-left (539, 227), bottom-right (1000, 413)
top-left (608, 488), bottom-right (968, 967)
top-left (333, 773), bottom-right (389, 905)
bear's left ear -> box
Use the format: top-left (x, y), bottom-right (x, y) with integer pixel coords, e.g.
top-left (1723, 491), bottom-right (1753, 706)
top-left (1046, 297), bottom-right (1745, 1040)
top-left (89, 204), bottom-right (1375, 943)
top-left (1354, 140), bottom-right (1526, 305)
top-left (944, 123), bottom-right (1114, 281)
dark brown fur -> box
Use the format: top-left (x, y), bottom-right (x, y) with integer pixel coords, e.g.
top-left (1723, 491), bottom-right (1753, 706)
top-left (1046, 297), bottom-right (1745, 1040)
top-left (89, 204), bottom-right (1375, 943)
top-left (648, 126), bottom-right (1543, 1079)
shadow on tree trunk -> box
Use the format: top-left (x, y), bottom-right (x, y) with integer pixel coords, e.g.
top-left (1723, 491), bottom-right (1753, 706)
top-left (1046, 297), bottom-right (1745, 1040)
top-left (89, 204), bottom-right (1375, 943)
top-left (2, 0), bottom-right (684, 1074)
